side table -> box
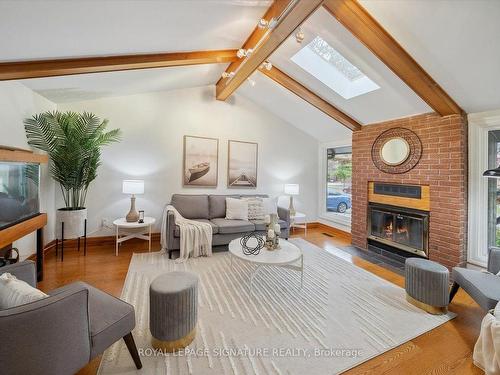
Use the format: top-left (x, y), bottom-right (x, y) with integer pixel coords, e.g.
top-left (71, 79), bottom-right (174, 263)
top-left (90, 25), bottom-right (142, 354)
top-left (290, 212), bottom-right (307, 235)
top-left (113, 217), bottom-right (155, 256)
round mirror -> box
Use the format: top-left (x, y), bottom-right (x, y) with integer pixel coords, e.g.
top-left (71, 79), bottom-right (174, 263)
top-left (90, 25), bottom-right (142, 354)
top-left (380, 138), bottom-right (410, 166)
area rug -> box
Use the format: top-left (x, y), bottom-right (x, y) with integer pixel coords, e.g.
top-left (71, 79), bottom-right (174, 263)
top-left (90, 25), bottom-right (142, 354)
top-left (98, 238), bottom-right (455, 375)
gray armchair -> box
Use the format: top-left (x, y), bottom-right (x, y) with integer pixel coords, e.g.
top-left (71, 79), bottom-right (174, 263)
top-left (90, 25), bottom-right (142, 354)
top-left (449, 247), bottom-right (500, 310)
top-left (0, 261), bottom-right (142, 375)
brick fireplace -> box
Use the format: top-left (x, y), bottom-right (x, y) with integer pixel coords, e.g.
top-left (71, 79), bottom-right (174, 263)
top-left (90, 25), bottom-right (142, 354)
top-left (351, 113), bottom-right (468, 269)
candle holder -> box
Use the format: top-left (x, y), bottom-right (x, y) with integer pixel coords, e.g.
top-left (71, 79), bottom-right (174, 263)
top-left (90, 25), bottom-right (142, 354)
top-left (264, 213), bottom-right (280, 250)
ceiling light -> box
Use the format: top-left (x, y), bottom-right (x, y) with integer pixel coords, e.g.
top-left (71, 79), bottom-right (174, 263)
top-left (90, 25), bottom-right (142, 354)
top-left (221, 72), bottom-right (235, 79)
top-left (257, 18), bottom-right (269, 29)
top-left (260, 61), bottom-right (272, 71)
top-left (295, 27), bottom-right (305, 43)
top-left (236, 48), bottom-right (253, 59)
top-left (257, 17), bottom-right (277, 30)
top-left (247, 78), bottom-right (256, 87)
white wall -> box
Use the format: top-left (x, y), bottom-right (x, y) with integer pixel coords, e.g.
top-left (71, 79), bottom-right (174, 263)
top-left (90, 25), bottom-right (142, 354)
top-left (59, 86), bottom-right (319, 236)
top-left (0, 81), bottom-right (57, 259)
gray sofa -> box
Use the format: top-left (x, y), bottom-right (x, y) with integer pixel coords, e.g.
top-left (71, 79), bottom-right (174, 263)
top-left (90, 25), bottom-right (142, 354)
top-left (0, 261), bottom-right (142, 375)
top-left (164, 194), bottom-right (291, 258)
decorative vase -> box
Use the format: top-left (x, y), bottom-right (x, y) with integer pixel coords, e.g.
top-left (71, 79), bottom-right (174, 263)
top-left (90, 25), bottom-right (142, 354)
top-left (56, 207), bottom-right (87, 239)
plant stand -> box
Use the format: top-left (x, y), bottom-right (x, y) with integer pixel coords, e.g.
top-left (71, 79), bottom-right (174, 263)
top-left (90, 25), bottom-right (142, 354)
top-left (55, 219), bottom-right (87, 261)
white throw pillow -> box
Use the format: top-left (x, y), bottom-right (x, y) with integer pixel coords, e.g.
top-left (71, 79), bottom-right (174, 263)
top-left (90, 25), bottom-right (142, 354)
top-left (226, 198), bottom-right (249, 220)
top-left (0, 272), bottom-right (48, 310)
top-left (242, 197), bottom-right (266, 220)
top-left (262, 197), bottom-right (278, 215)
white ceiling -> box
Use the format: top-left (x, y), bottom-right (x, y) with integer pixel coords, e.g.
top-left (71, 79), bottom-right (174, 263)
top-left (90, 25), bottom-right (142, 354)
top-left (238, 71), bottom-right (353, 141)
top-left (20, 64), bottom-right (227, 103)
top-left (2, 0), bottom-right (500, 140)
top-left (359, 0), bottom-right (500, 114)
top-left (269, 7), bottom-right (432, 125)
top-left (0, 0), bottom-right (270, 61)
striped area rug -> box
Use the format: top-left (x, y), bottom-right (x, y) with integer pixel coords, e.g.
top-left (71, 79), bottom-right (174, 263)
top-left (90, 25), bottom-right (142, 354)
top-left (98, 238), bottom-right (455, 375)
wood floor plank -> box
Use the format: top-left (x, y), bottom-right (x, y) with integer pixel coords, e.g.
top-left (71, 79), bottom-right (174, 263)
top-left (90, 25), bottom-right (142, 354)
top-left (36, 227), bottom-right (483, 375)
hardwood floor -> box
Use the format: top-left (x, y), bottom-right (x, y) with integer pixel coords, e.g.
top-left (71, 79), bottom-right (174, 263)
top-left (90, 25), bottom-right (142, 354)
top-left (37, 226), bottom-right (483, 375)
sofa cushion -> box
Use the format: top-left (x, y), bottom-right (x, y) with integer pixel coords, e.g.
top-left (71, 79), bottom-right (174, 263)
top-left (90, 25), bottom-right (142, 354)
top-left (251, 219), bottom-right (288, 231)
top-left (452, 267), bottom-right (500, 310)
top-left (209, 195), bottom-right (239, 219)
top-left (225, 198), bottom-right (248, 220)
top-left (210, 218), bottom-right (255, 234)
top-left (174, 219), bottom-right (219, 237)
top-left (171, 194), bottom-right (209, 219)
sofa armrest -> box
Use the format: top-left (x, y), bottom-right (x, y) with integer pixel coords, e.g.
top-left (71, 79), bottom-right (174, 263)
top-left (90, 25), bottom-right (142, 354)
top-left (0, 260), bottom-right (36, 287)
top-left (278, 206), bottom-right (291, 225)
top-left (488, 247), bottom-right (500, 274)
top-left (165, 210), bottom-right (176, 250)
top-left (0, 283), bottom-right (91, 374)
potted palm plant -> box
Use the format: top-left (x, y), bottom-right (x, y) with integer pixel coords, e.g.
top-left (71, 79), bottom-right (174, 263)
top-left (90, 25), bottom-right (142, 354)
top-left (24, 111), bottom-right (121, 239)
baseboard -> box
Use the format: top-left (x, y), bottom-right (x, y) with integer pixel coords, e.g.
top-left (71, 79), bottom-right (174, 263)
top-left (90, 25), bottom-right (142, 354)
top-left (26, 233), bottom-right (162, 261)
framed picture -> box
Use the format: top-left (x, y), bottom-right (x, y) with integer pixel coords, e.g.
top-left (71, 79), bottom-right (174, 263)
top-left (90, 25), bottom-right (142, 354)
top-left (228, 140), bottom-right (258, 188)
top-left (183, 135), bottom-right (219, 187)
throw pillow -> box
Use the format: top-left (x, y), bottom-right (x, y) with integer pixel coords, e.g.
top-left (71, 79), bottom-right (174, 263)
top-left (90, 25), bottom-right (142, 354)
top-left (226, 198), bottom-right (249, 220)
top-left (243, 197), bottom-right (266, 220)
top-left (262, 197), bottom-right (278, 215)
top-left (0, 272), bottom-right (48, 310)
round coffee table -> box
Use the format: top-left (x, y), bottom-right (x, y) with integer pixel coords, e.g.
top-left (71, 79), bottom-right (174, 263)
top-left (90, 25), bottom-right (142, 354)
top-left (228, 237), bottom-right (304, 293)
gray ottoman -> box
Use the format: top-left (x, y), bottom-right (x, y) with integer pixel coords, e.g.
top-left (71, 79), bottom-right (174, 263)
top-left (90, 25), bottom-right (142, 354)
top-left (405, 258), bottom-right (449, 315)
top-left (149, 271), bottom-right (198, 351)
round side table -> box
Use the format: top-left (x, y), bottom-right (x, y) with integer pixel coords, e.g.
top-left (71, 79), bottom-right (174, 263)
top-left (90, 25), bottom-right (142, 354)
top-left (291, 212), bottom-right (307, 235)
top-left (113, 217), bottom-right (156, 256)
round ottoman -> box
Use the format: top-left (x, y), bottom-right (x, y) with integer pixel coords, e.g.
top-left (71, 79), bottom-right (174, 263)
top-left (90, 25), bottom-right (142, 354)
top-left (405, 258), bottom-right (449, 315)
top-left (149, 271), bottom-right (198, 351)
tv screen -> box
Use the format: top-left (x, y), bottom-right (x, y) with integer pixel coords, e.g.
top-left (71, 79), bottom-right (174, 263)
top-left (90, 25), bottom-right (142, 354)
top-left (0, 161), bottom-right (40, 230)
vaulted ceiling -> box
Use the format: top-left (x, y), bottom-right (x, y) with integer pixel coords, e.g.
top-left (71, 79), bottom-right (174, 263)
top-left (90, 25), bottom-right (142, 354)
top-left (1, 0), bottom-right (499, 141)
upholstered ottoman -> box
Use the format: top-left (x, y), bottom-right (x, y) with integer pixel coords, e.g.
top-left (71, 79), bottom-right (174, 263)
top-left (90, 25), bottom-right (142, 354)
top-left (405, 258), bottom-right (449, 315)
top-left (149, 271), bottom-right (198, 351)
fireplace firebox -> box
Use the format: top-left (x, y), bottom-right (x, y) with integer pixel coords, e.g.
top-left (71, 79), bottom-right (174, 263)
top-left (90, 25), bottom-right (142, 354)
top-left (367, 182), bottom-right (430, 259)
top-left (367, 203), bottom-right (429, 258)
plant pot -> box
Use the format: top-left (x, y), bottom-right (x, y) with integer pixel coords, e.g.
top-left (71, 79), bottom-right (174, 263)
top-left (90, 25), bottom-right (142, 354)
top-left (56, 207), bottom-right (87, 239)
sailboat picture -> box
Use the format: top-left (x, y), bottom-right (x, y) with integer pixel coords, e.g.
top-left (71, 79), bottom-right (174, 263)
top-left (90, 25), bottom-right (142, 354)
top-left (183, 135), bottom-right (218, 187)
top-left (228, 140), bottom-right (258, 188)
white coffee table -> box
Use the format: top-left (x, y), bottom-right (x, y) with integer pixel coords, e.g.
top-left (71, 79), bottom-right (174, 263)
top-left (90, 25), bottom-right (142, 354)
top-left (229, 237), bottom-right (304, 293)
top-left (113, 217), bottom-right (155, 256)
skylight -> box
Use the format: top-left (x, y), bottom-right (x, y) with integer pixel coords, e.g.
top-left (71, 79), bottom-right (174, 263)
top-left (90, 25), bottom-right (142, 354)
top-left (291, 36), bottom-right (380, 99)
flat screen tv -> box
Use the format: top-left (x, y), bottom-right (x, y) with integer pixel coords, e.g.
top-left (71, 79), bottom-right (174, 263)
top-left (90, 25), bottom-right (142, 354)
top-left (0, 161), bottom-right (40, 231)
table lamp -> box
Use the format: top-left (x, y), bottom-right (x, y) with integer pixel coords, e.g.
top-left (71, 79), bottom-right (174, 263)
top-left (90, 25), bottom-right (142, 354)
top-left (123, 180), bottom-right (144, 222)
top-left (284, 184), bottom-right (299, 217)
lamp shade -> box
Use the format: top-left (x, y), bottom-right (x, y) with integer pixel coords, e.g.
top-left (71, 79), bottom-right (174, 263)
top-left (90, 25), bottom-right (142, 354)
top-left (284, 184), bottom-right (299, 195)
top-left (122, 180), bottom-right (144, 195)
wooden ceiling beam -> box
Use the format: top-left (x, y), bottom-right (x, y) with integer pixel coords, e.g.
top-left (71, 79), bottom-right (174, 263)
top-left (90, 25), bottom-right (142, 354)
top-left (259, 66), bottom-right (361, 131)
top-left (215, 0), bottom-right (323, 101)
top-left (323, 0), bottom-right (463, 116)
top-left (0, 50), bottom-right (239, 81)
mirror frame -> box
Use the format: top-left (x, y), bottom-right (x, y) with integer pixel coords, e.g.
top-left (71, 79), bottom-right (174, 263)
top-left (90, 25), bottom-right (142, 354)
top-left (371, 128), bottom-right (422, 174)
top-left (379, 137), bottom-right (410, 166)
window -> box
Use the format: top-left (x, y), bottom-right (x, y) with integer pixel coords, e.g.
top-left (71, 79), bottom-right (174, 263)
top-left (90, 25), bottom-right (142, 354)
top-left (291, 36), bottom-right (379, 99)
top-left (326, 146), bottom-right (352, 218)
top-left (487, 130), bottom-right (500, 248)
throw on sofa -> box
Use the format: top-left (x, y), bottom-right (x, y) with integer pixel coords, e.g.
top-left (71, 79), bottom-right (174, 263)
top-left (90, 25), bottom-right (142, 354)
top-left (164, 194), bottom-right (291, 258)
